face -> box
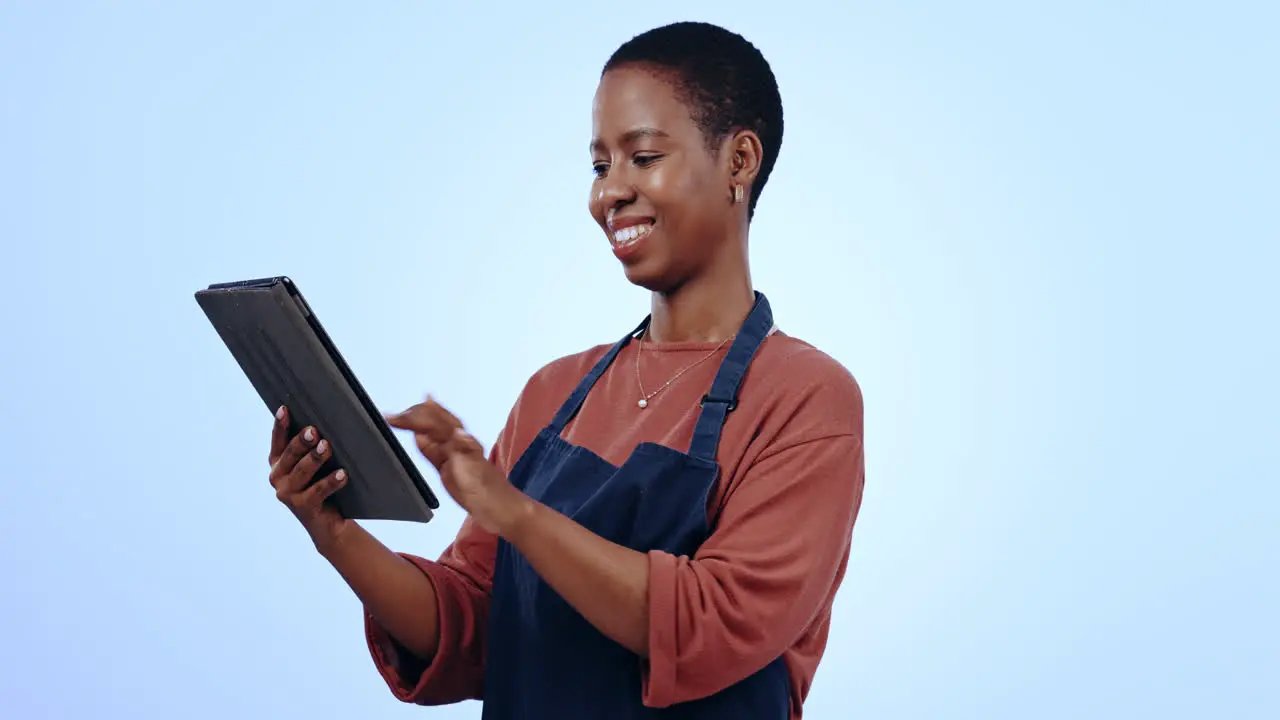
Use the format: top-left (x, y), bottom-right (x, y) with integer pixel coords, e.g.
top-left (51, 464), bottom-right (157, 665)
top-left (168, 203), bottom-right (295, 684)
top-left (588, 65), bottom-right (740, 291)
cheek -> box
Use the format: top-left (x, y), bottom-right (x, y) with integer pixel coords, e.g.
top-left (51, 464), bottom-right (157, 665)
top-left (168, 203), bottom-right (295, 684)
top-left (645, 164), bottom-right (703, 214)
top-left (651, 164), bottom-right (720, 233)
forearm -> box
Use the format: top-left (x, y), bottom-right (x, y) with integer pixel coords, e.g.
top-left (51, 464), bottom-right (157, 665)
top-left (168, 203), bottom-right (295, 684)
top-left (502, 497), bottom-right (650, 656)
top-left (319, 523), bottom-right (441, 659)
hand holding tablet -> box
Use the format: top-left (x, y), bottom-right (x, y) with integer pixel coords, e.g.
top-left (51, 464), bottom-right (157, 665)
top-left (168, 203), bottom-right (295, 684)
top-left (195, 276), bottom-right (440, 524)
top-left (266, 404), bottom-right (353, 547)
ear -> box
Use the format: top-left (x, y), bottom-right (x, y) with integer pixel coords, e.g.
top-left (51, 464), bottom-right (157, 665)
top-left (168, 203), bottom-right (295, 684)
top-left (724, 129), bottom-right (764, 188)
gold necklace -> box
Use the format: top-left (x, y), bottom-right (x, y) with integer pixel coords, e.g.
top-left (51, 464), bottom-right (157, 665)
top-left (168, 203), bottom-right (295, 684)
top-left (634, 329), bottom-right (734, 409)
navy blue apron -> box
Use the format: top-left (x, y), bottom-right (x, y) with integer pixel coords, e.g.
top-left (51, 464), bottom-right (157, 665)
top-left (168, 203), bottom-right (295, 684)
top-left (481, 292), bottom-right (791, 719)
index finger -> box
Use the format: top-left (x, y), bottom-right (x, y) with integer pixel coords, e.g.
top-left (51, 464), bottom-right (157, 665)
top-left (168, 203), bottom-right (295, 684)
top-left (426, 396), bottom-right (464, 429)
top-left (387, 396), bottom-right (462, 433)
top-left (387, 404), bottom-right (452, 442)
top-left (269, 405), bottom-right (289, 465)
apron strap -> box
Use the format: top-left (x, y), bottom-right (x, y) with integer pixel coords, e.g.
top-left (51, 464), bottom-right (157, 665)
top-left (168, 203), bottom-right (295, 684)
top-left (688, 292), bottom-right (774, 462)
top-left (547, 292), bottom-right (774, 462)
top-left (547, 315), bottom-right (650, 434)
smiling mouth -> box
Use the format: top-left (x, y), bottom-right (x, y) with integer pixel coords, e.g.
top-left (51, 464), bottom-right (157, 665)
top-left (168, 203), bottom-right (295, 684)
top-left (611, 222), bottom-right (654, 249)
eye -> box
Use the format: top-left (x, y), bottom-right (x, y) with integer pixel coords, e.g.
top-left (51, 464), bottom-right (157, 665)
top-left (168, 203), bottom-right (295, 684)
top-left (634, 153), bottom-right (663, 167)
top-left (592, 162), bottom-right (609, 178)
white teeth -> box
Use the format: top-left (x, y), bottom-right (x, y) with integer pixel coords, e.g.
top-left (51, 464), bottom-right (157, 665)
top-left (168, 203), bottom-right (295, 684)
top-left (612, 223), bottom-right (652, 248)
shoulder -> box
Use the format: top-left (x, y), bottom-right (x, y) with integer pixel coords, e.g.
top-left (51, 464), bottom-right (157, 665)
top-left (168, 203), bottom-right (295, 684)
top-left (518, 342), bottom-right (614, 407)
top-left (755, 333), bottom-right (861, 391)
top-left (746, 333), bottom-right (864, 440)
top-left (494, 340), bottom-right (609, 430)
top-left (710, 332), bottom-right (864, 528)
top-left (490, 342), bottom-right (613, 462)
top-left (721, 330), bottom-right (860, 458)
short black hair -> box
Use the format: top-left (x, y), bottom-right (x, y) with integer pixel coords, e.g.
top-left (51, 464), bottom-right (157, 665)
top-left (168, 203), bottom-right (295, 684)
top-left (603, 22), bottom-right (783, 220)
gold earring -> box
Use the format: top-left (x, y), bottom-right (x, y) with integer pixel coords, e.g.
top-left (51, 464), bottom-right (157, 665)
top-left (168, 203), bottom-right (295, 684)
top-left (733, 184), bottom-right (744, 204)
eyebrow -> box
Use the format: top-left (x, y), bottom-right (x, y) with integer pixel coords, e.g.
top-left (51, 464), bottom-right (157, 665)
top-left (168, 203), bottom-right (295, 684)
top-left (590, 126), bottom-right (670, 153)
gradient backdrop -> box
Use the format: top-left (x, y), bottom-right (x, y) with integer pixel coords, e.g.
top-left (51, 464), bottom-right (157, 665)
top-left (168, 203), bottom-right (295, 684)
top-left (1, 2), bottom-right (1276, 718)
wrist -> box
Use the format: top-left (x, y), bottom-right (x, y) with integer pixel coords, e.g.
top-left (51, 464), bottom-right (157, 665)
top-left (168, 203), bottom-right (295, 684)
top-left (489, 485), bottom-right (537, 540)
top-left (311, 518), bottom-right (355, 559)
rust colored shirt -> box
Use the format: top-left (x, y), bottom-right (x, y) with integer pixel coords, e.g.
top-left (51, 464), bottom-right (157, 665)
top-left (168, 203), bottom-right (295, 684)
top-left (366, 330), bottom-right (865, 718)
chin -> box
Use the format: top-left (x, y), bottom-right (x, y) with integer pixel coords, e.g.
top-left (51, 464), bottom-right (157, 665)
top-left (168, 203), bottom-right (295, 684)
top-left (610, 230), bottom-right (685, 292)
top-left (620, 259), bottom-right (683, 293)
top-left (622, 268), bottom-right (667, 292)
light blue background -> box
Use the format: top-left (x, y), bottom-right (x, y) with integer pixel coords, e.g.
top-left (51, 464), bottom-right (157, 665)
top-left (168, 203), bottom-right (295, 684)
top-left (1, 2), bottom-right (1275, 718)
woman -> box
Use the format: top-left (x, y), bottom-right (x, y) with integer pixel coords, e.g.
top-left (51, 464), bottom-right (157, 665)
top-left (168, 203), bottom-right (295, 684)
top-left (267, 21), bottom-right (864, 719)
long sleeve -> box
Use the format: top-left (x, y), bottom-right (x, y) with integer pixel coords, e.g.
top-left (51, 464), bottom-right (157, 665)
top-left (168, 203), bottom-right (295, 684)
top-left (642, 431), bottom-right (865, 708)
top-left (363, 380), bottom-right (547, 705)
top-left (364, 517), bottom-right (499, 704)
top-left (363, 415), bottom-right (530, 705)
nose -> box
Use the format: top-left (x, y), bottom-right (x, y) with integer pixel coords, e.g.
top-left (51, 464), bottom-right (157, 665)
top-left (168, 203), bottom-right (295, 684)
top-left (595, 165), bottom-right (635, 213)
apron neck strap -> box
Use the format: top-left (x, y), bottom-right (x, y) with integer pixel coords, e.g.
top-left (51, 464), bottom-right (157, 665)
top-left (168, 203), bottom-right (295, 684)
top-left (546, 315), bottom-right (649, 434)
top-left (545, 292), bottom-right (774, 463)
top-left (687, 291), bottom-right (773, 462)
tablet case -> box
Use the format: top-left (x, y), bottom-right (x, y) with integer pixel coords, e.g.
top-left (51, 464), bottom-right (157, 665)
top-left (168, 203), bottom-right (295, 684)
top-left (195, 277), bottom-right (438, 523)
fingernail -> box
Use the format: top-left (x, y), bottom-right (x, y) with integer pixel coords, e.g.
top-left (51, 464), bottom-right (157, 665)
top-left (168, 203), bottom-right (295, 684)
top-left (304, 427), bottom-right (315, 442)
top-left (275, 406), bottom-right (285, 421)
top-left (454, 428), bottom-right (471, 439)
top-left (336, 470), bottom-right (347, 482)
top-left (316, 440), bottom-right (328, 455)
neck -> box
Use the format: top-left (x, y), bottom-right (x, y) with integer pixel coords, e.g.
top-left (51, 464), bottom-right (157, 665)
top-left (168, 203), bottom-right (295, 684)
top-left (647, 247), bottom-right (754, 344)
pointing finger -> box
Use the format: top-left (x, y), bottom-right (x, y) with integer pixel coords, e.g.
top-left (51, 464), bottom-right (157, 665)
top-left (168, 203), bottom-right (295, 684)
top-left (387, 399), bottom-right (446, 430)
top-left (426, 396), bottom-right (464, 428)
top-left (391, 399), bottom-right (464, 442)
top-left (384, 406), bottom-right (420, 429)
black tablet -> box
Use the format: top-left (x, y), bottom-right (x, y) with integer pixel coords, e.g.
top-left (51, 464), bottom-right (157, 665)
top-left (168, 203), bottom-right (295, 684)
top-left (195, 276), bottom-right (439, 523)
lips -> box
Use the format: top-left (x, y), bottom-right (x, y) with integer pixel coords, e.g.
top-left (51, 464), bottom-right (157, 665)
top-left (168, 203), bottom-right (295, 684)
top-left (606, 210), bottom-right (654, 245)
top-left (611, 221), bottom-right (653, 249)
top-left (605, 207), bottom-right (656, 261)
top-left (605, 215), bottom-right (655, 262)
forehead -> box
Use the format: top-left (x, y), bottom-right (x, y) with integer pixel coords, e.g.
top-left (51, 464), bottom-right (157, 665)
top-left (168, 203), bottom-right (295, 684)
top-left (591, 65), bottom-right (698, 142)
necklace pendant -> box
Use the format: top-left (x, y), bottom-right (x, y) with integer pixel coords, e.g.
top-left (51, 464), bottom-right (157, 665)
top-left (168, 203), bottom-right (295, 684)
top-left (637, 398), bottom-right (648, 409)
